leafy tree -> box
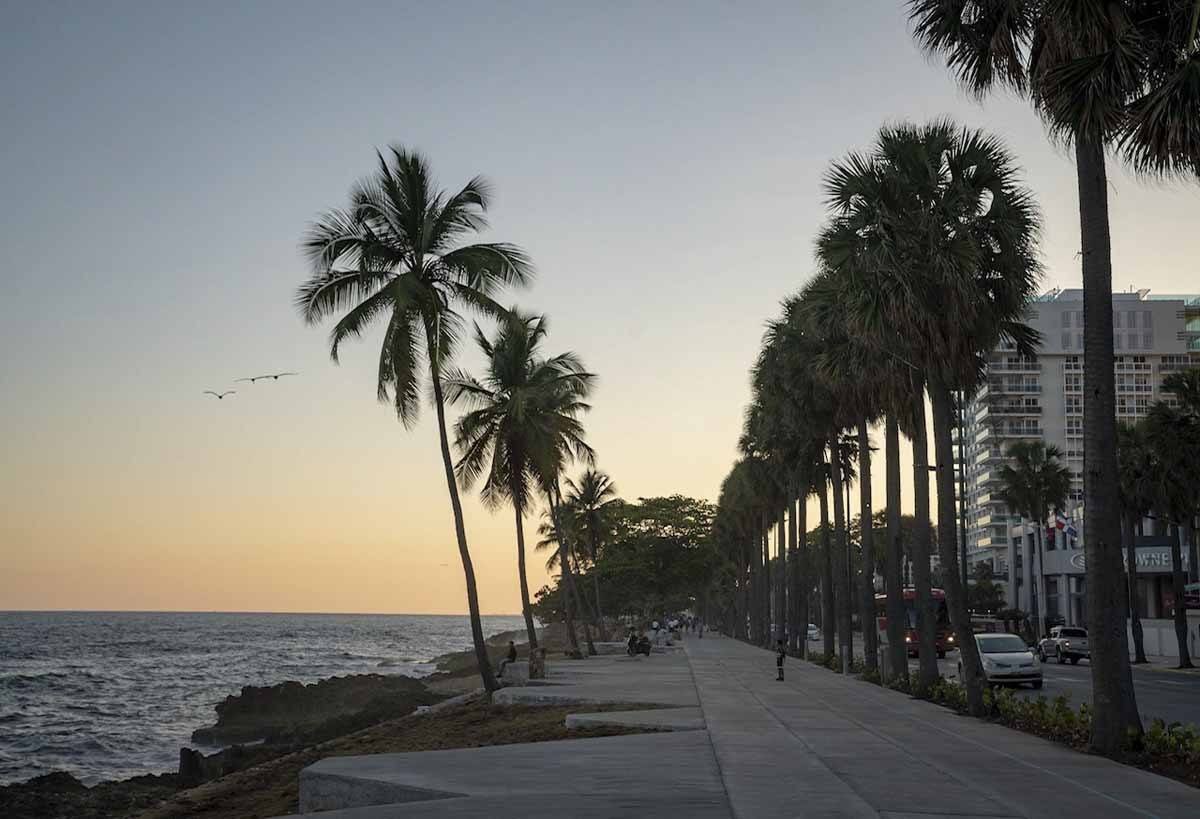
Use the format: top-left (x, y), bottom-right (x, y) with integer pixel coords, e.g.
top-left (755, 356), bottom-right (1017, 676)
top-left (295, 146), bottom-right (531, 692)
top-left (446, 312), bottom-right (593, 652)
top-left (1117, 422), bottom-right (1155, 663)
top-left (968, 562), bottom-right (1007, 616)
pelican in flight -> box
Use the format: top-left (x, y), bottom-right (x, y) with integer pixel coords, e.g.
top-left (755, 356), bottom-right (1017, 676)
top-left (203, 390), bottom-right (236, 400)
top-left (235, 372), bottom-right (299, 384)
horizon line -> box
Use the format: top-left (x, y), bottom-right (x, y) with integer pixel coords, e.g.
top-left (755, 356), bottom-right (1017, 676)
top-left (0, 609), bottom-right (524, 617)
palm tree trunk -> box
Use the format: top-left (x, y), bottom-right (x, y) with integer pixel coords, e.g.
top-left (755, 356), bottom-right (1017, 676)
top-left (857, 421), bottom-right (877, 673)
top-left (820, 487), bottom-right (835, 658)
top-left (910, 392), bottom-right (939, 692)
top-left (428, 368), bottom-right (499, 693)
top-left (1022, 518), bottom-right (1036, 639)
top-left (513, 500), bottom-right (538, 651)
top-left (797, 488), bottom-right (809, 660)
top-left (762, 520), bottom-right (772, 647)
top-left (1126, 513), bottom-right (1147, 663)
top-left (829, 437), bottom-right (852, 673)
top-left (1169, 522), bottom-right (1193, 668)
top-left (551, 487), bottom-right (596, 656)
top-left (776, 508), bottom-right (786, 645)
top-left (787, 485), bottom-right (799, 654)
top-left (590, 529), bottom-right (604, 638)
top-left (884, 414), bottom-right (907, 685)
top-left (1035, 520), bottom-right (1048, 639)
top-left (1076, 133), bottom-right (1142, 751)
top-left (930, 380), bottom-right (985, 715)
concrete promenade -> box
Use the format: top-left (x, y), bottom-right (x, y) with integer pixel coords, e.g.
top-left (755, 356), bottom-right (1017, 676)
top-left (280, 634), bottom-right (1198, 818)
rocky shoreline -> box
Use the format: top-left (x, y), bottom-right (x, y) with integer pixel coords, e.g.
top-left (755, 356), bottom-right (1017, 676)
top-left (0, 630), bottom-right (530, 819)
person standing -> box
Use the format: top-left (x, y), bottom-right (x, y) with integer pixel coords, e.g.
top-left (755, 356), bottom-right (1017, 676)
top-left (776, 640), bottom-right (786, 681)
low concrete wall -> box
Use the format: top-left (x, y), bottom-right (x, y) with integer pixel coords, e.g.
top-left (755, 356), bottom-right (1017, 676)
top-left (1128, 615), bottom-right (1200, 659)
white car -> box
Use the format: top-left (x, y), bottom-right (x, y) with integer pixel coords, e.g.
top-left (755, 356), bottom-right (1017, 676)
top-left (960, 633), bottom-right (1043, 689)
top-left (806, 623), bottom-right (821, 641)
top-left (1037, 626), bottom-right (1090, 665)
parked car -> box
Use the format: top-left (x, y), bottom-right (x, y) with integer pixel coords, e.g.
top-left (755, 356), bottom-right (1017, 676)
top-left (960, 633), bottom-right (1043, 689)
top-left (1037, 626), bottom-right (1089, 665)
top-left (806, 623), bottom-right (821, 641)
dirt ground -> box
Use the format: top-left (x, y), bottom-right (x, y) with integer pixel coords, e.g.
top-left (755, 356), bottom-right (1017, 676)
top-left (133, 700), bottom-right (653, 819)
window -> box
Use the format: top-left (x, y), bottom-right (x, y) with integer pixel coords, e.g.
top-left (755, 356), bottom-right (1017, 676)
top-left (1114, 311), bottom-right (1123, 328)
top-left (1075, 333), bottom-right (1083, 349)
top-left (1065, 396), bottom-right (1082, 414)
top-left (1144, 331), bottom-right (1153, 349)
top-left (1061, 332), bottom-right (1071, 349)
top-left (1065, 373), bottom-right (1082, 392)
top-left (1061, 311), bottom-right (1071, 329)
top-left (1128, 333), bottom-right (1139, 350)
top-left (1143, 310), bottom-right (1153, 329)
top-left (1067, 418), bottom-right (1083, 436)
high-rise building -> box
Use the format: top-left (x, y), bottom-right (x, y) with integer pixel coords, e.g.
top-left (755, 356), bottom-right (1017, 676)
top-left (956, 289), bottom-right (1199, 620)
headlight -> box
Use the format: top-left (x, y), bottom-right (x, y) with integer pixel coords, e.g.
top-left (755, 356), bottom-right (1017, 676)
top-left (905, 636), bottom-right (912, 643)
top-left (981, 656), bottom-right (995, 669)
top-left (948, 635), bottom-right (955, 643)
top-left (1063, 641), bottom-right (1071, 649)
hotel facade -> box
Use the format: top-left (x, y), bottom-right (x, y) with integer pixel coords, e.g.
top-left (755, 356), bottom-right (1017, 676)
top-left (955, 289), bottom-right (1200, 627)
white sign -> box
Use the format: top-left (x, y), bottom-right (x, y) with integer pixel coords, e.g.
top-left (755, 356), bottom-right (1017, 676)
top-left (1070, 548), bottom-right (1190, 572)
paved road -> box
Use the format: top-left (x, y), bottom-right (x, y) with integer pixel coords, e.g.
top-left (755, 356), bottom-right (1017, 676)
top-left (807, 639), bottom-right (1200, 726)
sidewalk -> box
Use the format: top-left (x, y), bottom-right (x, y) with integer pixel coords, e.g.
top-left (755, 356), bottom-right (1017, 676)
top-left (278, 635), bottom-right (1197, 818)
top-left (688, 636), bottom-right (1196, 818)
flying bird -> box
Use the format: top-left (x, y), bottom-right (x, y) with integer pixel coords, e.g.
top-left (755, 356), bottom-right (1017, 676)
top-left (203, 390), bottom-right (236, 400)
top-left (236, 372), bottom-right (299, 384)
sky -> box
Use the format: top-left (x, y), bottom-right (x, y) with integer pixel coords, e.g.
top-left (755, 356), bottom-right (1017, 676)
top-left (1, 1), bottom-right (1197, 615)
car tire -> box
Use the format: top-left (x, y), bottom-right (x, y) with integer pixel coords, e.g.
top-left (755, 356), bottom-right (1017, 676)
top-left (1070, 656), bottom-right (1080, 665)
top-left (1032, 680), bottom-right (1043, 690)
top-left (937, 650), bottom-right (946, 659)
top-left (1057, 651), bottom-right (1066, 665)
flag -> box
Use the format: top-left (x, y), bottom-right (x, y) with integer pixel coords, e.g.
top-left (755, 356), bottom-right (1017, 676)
top-left (1066, 518), bottom-right (1078, 539)
top-left (1055, 513), bottom-right (1067, 531)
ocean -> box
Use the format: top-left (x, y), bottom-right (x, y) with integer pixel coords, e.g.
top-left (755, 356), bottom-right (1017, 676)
top-left (0, 611), bottom-right (526, 786)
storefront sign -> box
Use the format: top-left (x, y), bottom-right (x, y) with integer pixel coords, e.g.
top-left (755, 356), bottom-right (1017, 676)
top-left (1069, 547), bottom-right (1190, 573)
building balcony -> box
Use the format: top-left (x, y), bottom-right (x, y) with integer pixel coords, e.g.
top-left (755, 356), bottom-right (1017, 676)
top-left (989, 381), bottom-right (1041, 394)
top-left (989, 404), bottom-right (1042, 415)
top-left (988, 362), bottom-right (1042, 373)
top-left (995, 426), bottom-right (1043, 438)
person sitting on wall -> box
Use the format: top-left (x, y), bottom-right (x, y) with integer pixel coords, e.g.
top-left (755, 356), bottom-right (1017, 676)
top-left (497, 640), bottom-right (518, 678)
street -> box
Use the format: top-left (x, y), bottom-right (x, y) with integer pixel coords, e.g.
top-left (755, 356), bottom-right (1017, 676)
top-left (806, 640), bottom-right (1200, 726)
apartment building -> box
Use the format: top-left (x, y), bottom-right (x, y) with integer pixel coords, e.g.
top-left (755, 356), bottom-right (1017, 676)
top-left (956, 289), bottom-right (1200, 618)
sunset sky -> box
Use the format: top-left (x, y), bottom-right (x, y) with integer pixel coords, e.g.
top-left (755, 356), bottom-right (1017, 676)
top-left (2, 2), bottom-right (1197, 614)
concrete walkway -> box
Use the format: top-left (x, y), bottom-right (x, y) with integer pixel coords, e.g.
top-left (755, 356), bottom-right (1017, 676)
top-left (688, 636), bottom-right (1197, 819)
top-left (278, 634), bottom-right (1197, 818)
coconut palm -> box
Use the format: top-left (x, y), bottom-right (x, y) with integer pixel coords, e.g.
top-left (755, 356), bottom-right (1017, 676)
top-left (907, 0), bottom-right (1200, 752)
top-left (819, 121), bottom-right (1042, 714)
top-left (446, 311), bottom-right (594, 654)
top-left (295, 146), bottom-right (532, 692)
top-left (1117, 422), bottom-right (1155, 663)
top-left (996, 441), bottom-right (1073, 640)
top-left (564, 469), bottom-right (620, 630)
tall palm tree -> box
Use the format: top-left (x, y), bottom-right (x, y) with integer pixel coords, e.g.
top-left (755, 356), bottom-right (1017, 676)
top-left (1117, 422), bottom-right (1154, 663)
top-left (295, 146), bottom-right (532, 692)
top-left (1164, 369), bottom-right (1200, 582)
top-left (1144, 401), bottom-right (1200, 668)
top-left (564, 469), bottom-right (620, 631)
top-left (907, 0), bottom-right (1200, 753)
top-left (446, 311), bottom-right (595, 655)
top-left (820, 121), bottom-right (1042, 713)
top-left (997, 441), bottom-right (1073, 640)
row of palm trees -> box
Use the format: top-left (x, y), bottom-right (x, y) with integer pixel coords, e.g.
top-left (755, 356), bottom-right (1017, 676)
top-left (714, 119), bottom-right (1038, 719)
top-left (907, 0), bottom-right (1200, 754)
top-left (295, 147), bottom-right (615, 691)
top-left (713, 1), bottom-right (1199, 758)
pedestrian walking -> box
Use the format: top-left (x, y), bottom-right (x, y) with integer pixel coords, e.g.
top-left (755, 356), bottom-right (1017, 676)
top-left (776, 640), bottom-right (786, 681)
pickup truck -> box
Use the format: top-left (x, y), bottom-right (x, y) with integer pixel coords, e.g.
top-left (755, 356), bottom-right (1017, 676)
top-left (1037, 626), bottom-right (1089, 664)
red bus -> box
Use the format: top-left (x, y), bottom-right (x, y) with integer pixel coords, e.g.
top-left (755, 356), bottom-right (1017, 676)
top-left (874, 588), bottom-right (956, 659)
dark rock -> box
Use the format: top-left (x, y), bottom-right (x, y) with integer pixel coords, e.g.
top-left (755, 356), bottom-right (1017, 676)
top-left (0, 770), bottom-right (177, 819)
top-left (191, 673), bottom-right (441, 745)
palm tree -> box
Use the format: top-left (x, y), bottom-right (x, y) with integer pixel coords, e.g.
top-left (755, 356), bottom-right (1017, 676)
top-left (820, 121), bottom-right (1042, 713)
top-left (1117, 422), bottom-right (1154, 663)
top-left (295, 146), bottom-right (532, 692)
top-left (996, 441), bottom-right (1073, 640)
top-left (564, 469), bottom-right (620, 632)
top-left (446, 311), bottom-right (595, 655)
top-left (907, 0), bottom-right (1200, 753)
top-left (1144, 401), bottom-right (1200, 668)
top-left (1164, 369), bottom-right (1200, 582)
